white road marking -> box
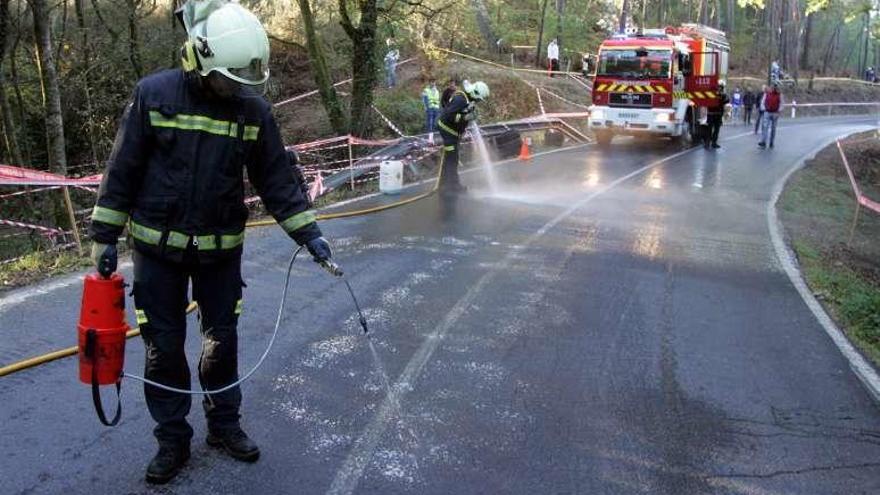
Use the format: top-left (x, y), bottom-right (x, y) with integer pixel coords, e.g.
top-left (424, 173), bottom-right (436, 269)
top-left (0, 260), bottom-right (133, 313)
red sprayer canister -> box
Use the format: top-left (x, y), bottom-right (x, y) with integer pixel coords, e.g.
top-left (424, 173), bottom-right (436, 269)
top-left (78, 272), bottom-right (128, 426)
top-left (78, 273), bottom-right (128, 385)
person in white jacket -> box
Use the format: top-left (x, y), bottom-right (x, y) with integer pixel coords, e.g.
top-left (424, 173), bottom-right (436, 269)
top-left (547, 39), bottom-right (559, 77)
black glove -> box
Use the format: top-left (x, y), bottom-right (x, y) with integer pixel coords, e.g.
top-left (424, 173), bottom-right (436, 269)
top-left (90, 242), bottom-right (117, 278)
top-left (305, 237), bottom-right (332, 263)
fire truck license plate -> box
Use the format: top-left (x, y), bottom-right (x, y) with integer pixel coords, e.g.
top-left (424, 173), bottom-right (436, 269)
top-left (619, 112), bottom-right (639, 120)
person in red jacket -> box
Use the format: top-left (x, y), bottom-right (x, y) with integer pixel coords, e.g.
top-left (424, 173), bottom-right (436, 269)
top-left (758, 83), bottom-right (783, 149)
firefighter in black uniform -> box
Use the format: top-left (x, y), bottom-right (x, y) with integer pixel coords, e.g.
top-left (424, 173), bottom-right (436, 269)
top-left (88, 1), bottom-right (333, 484)
top-left (705, 81), bottom-right (730, 149)
top-left (435, 80), bottom-right (490, 194)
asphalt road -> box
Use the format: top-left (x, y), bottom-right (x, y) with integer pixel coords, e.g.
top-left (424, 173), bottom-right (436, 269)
top-left (2, 117), bottom-right (880, 494)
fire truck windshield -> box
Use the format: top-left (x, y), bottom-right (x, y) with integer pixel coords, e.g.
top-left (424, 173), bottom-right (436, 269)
top-left (597, 49), bottom-right (672, 79)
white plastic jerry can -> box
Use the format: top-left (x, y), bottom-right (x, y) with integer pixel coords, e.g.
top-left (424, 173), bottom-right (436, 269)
top-left (379, 160), bottom-right (404, 195)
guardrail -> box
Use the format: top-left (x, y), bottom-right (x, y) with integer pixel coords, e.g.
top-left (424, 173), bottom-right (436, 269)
top-left (782, 101), bottom-right (880, 119)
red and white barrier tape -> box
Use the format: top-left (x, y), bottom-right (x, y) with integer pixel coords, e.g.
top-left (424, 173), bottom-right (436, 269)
top-left (371, 105), bottom-right (407, 138)
top-left (0, 218), bottom-right (66, 236)
top-left (0, 185), bottom-right (61, 199)
top-left (837, 140), bottom-right (880, 215)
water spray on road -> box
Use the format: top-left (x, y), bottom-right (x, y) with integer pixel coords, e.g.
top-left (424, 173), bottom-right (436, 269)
top-left (469, 121), bottom-right (499, 195)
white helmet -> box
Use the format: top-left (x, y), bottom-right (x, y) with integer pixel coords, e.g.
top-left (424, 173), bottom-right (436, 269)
top-left (465, 80), bottom-right (490, 101)
top-left (179, 1), bottom-right (270, 87)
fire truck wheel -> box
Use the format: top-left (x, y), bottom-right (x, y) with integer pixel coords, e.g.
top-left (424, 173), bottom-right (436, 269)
top-left (676, 113), bottom-right (697, 147)
top-left (595, 131), bottom-right (613, 147)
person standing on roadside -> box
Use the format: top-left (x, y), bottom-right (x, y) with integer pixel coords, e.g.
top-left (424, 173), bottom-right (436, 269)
top-left (742, 87), bottom-right (755, 125)
top-left (731, 87), bottom-right (742, 124)
top-left (384, 41), bottom-right (400, 88)
top-left (754, 85), bottom-right (768, 134)
top-left (704, 81), bottom-right (729, 149)
top-left (547, 39), bottom-right (560, 78)
top-left (89, 0), bottom-right (334, 484)
top-left (422, 78), bottom-right (441, 144)
top-left (758, 83), bottom-right (783, 149)
top-left (440, 79), bottom-right (458, 109)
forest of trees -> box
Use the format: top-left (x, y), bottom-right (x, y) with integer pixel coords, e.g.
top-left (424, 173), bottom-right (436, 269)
top-left (0, 0), bottom-right (876, 176)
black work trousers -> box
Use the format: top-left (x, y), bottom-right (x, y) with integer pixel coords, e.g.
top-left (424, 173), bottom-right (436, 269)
top-left (706, 115), bottom-right (723, 145)
top-left (133, 247), bottom-right (243, 448)
top-left (438, 126), bottom-right (462, 189)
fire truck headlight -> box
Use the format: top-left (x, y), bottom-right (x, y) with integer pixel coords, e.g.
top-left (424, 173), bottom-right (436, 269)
top-left (591, 109), bottom-right (605, 120)
top-left (654, 112), bottom-right (671, 123)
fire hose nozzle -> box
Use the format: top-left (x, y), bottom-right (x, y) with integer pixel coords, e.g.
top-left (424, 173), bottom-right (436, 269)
top-left (319, 260), bottom-right (344, 277)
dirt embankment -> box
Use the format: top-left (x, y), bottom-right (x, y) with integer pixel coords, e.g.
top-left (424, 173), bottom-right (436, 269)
top-left (779, 131), bottom-right (880, 365)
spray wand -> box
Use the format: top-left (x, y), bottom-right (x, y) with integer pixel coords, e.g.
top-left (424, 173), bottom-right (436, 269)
top-left (318, 260), bottom-right (369, 335)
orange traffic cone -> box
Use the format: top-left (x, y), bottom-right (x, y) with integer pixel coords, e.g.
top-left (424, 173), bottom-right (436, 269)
top-left (518, 137), bottom-right (532, 161)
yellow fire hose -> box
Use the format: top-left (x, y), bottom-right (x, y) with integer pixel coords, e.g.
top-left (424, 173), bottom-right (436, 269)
top-left (0, 302), bottom-right (198, 377)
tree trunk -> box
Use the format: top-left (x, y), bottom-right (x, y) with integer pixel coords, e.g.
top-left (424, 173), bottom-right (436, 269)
top-left (800, 12), bottom-right (813, 71)
top-left (821, 23), bottom-right (840, 75)
top-left (296, 0), bottom-right (347, 136)
top-left (862, 12), bottom-right (870, 77)
top-left (74, 0), bottom-right (98, 165)
top-left (470, 0), bottom-right (496, 50)
top-left (126, 0), bottom-right (143, 78)
top-left (726, 0), bottom-right (734, 34)
top-left (699, 0), bottom-right (708, 26)
top-left (788, 0), bottom-right (800, 79)
top-left (555, 0), bottom-right (564, 54)
top-left (30, 0), bottom-right (69, 229)
top-left (619, 0), bottom-right (629, 32)
top-left (535, 0), bottom-right (549, 67)
top-left (29, 0), bottom-right (67, 176)
top-left (54, 0), bottom-right (67, 70)
top-left (0, 0), bottom-right (23, 166)
top-left (339, 0), bottom-right (380, 138)
top-left (10, 31), bottom-right (31, 165)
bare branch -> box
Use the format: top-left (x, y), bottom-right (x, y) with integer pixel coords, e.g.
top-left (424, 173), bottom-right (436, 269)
top-left (267, 33), bottom-right (306, 51)
top-left (89, 0), bottom-right (120, 40)
top-left (338, 0), bottom-right (357, 38)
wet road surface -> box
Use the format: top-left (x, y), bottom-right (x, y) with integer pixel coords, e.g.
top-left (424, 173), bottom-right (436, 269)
top-left (2, 117), bottom-right (880, 494)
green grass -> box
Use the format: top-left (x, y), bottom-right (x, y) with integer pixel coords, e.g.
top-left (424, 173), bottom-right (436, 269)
top-left (0, 249), bottom-right (91, 291)
top-left (794, 241), bottom-right (880, 364)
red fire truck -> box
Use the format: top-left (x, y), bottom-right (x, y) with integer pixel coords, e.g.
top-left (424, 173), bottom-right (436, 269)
top-left (587, 24), bottom-right (729, 146)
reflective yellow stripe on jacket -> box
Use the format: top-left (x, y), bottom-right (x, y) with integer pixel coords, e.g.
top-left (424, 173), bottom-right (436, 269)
top-left (148, 111), bottom-right (260, 141)
top-left (279, 210), bottom-right (316, 235)
top-left (437, 120), bottom-right (459, 137)
top-left (92, 206), bottom-right (129, 226)
top-left (129, 221), bottom-right (245, 251)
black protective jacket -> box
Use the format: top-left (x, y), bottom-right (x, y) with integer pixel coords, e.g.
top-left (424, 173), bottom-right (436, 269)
top-left (437, 91), bottom-right (474, 137)
top-left (707, 92), bottom-right (730, 118)
top-left (90, 69), bottom-right (320, 263)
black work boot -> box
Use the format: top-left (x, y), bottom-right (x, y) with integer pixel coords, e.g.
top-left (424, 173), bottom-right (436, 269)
top-left (145, 444), bottom-right (190, 484)
top-left (207, 428), bottom-right (260, 462)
